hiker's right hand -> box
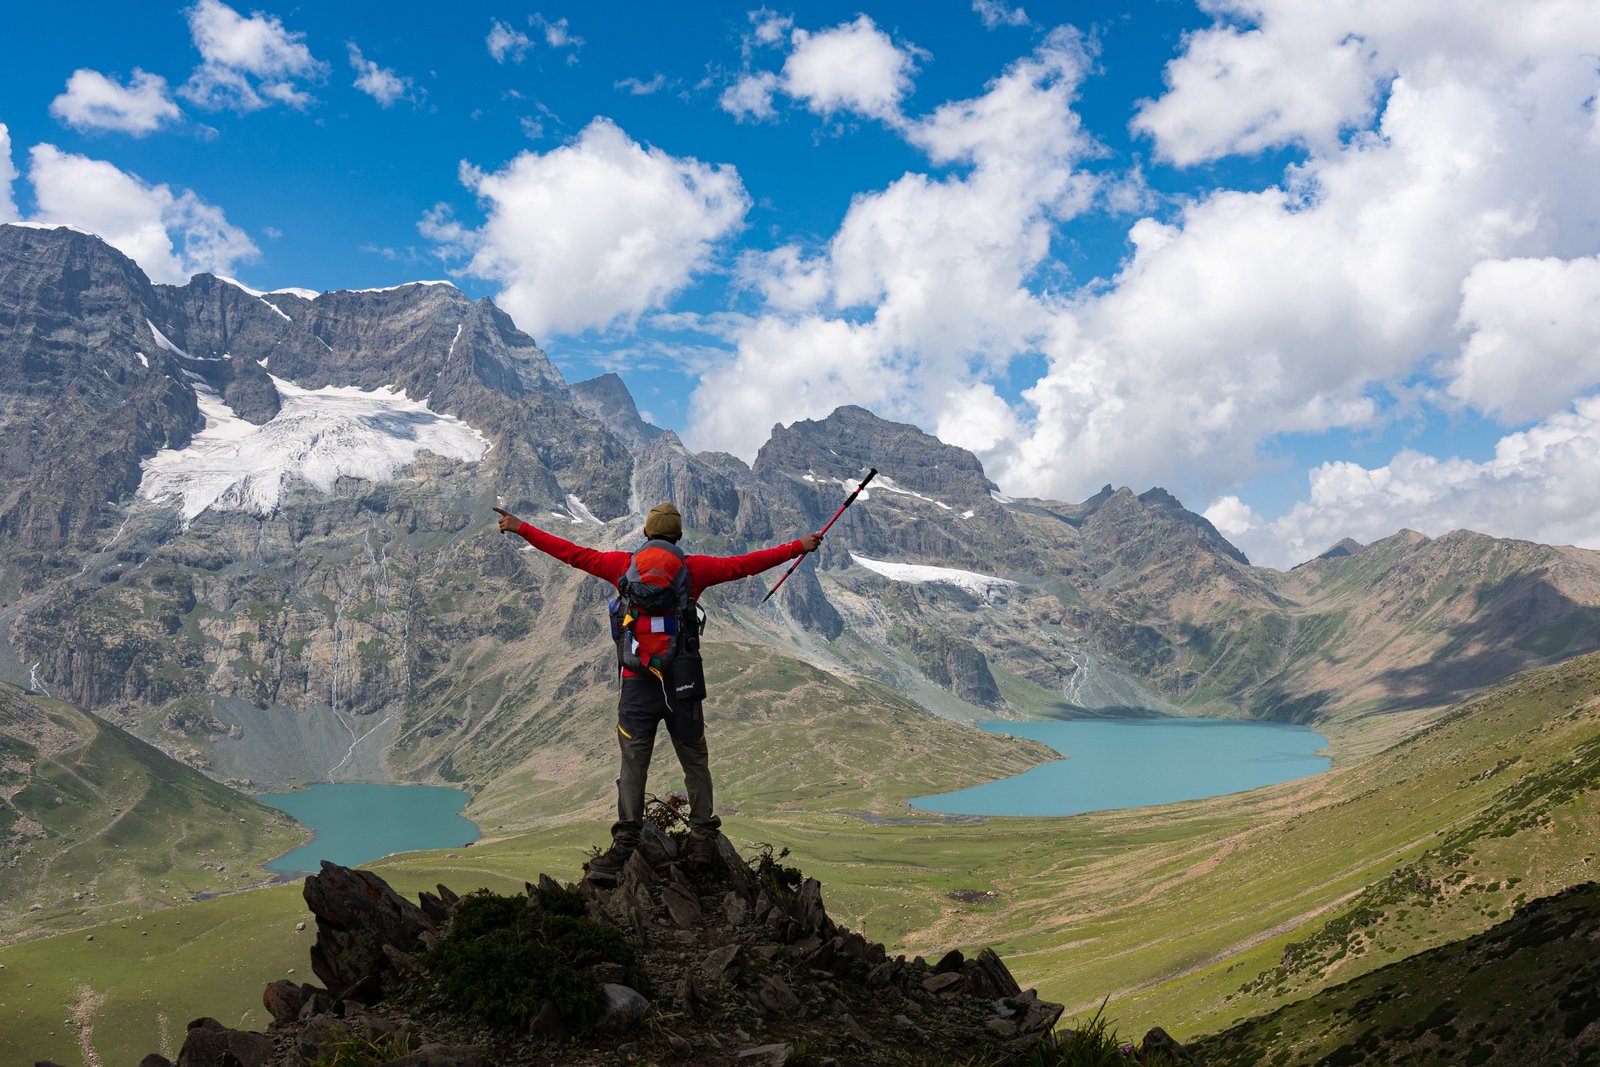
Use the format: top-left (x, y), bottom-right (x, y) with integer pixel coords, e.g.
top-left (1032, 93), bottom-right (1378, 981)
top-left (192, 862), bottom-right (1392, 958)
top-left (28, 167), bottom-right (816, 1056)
top-left (800, 532), bottom-right (823, 552)
top-left (493, 507), bottom-right (520, 534)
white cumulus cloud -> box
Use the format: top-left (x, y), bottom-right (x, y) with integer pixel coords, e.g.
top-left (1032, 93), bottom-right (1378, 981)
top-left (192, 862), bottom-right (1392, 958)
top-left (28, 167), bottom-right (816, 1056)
top-left (720, 14), bottom-right (921, 125)
top-left (1133, 1), bottom-right (1600, 165)
top-left (1202, 495), bottom-right (1261, 541)
top-left (783, 15), bottom-right (919, 123)
top-left (691, 30), bottom-right (1096, 460)
top-left (50, 69), bottom-right (181, 135)
top-left (996, 6), bottom-right (1600, 503)
top-left (1449, 254), bottom-right (1600, 423)
top-left (720, 71), bottom-right (780, 123)
top-left (182, 0), bottom-right (325, 112)
top-left (423, 118), bottom-right (749, 339)
top-left (0, 124), bottom-right (18, 221)
top-left (26, 144), bottom-right (258, 283)
top-left (1222, 396), bottom-right (1600, 569)
top-left (348, 44), bottom-right (413, 107)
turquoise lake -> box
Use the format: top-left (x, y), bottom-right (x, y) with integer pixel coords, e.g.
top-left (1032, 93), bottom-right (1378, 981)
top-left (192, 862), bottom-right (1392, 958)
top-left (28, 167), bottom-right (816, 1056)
top-left (259, 783), bottom-right (479, 874)
top-left (911, 718), bottom-right (1331, 817)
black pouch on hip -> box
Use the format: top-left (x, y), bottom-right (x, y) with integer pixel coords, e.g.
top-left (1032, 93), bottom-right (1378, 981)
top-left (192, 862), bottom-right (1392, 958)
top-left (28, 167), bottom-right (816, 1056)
top-left (670, 650), bottom-right (707, 706)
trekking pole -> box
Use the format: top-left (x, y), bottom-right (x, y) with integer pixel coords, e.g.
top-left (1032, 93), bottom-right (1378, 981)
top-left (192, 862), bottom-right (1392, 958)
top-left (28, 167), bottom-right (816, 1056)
top-left (762, 468), bottom-right (877, 603)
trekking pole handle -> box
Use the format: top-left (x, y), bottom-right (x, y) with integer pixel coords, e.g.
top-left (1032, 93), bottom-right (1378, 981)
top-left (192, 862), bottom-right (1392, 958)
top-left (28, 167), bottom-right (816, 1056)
top-left (762, 468), bottom-right (877, 603)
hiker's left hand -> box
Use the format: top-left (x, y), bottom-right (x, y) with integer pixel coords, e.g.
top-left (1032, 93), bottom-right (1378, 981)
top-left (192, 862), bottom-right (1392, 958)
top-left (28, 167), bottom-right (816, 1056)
top-left (800, 532), bottom-right (823, 552)
top-left (493, 507), bottom-right (520, 534)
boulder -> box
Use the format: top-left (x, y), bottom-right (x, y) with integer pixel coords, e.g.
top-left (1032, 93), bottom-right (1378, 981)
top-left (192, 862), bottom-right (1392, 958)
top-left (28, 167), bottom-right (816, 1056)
top-left (1141, 1026), bottom-right (1192, 1062)
top-left (261, 979), bottom-right (304, 1024)
top-left (175, 1017), bottom-right (273, 1067)
top-left (595, 983), bottom-right (652, 1033)
top-left (302, 862), bottom-right (436, 1000)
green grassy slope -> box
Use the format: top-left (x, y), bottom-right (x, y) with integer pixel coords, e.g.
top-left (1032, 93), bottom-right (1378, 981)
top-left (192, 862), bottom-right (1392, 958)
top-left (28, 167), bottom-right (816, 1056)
top-left (4, 649), bottom-right (1596, 1064)
top-left (0, 683), bottom-right (305, 942)
top-left (1191, 881), bottom-right (1600, 1066)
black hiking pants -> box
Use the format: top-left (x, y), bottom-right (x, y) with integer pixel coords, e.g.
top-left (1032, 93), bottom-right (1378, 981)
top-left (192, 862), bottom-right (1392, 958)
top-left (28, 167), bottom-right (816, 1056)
top-left (612, 674), bottom-right (720, 851)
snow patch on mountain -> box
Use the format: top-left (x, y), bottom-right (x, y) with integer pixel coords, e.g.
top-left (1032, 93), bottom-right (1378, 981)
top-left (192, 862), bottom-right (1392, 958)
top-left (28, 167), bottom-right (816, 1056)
top-left (565, 495), bottom-right (602, 525)
top-left (139, 376), bottom-right (489, 523)
top-left (336, 280), bottom-right (457, 294)
top-left (216, 277), bottom-right (296, 321)
top-left (146, 319), bottom-right (189, 359)
top-left (9, 221), bottom-right (97, 237)
top-left (849, 553), bottom-right (1016, 596)
top-left (874, 474), bottom-right (946, 508)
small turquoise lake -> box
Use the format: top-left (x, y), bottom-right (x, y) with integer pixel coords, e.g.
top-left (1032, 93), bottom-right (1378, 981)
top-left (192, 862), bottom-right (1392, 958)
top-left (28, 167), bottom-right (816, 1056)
top-left (912, 718), bottom-right (1331, 817)
top-left (259, 783), bottom-right (479, 874)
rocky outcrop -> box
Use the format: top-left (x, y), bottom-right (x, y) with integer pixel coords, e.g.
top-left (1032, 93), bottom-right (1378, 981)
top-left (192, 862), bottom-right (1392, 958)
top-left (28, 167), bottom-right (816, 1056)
top-left (120, 837), bottom-right (1167, 1067)
top-left (302, 861), bottom-right (439, 1001)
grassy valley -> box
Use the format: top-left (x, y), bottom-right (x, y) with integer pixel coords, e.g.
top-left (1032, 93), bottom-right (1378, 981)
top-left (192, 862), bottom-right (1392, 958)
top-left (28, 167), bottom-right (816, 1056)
top-left (3, 648), bottom-right (1596, 1064)
top-left (0, 682), bottom-right (305, 943)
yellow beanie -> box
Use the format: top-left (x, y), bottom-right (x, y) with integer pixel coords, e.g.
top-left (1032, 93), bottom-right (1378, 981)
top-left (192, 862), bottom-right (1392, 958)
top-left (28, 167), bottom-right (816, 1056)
top-left (645, 502), bottom-right (682, 540)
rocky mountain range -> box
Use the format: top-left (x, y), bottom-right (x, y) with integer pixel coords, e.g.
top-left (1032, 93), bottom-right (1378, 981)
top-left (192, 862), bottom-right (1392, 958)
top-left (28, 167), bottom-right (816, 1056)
top-left (5, 220), bottom-right (1600, 800)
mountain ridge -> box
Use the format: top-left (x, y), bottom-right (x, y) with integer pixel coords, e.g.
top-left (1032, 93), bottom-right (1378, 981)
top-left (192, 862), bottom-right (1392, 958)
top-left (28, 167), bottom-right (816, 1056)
top-left (5, 221), bottom-right (1600, 801)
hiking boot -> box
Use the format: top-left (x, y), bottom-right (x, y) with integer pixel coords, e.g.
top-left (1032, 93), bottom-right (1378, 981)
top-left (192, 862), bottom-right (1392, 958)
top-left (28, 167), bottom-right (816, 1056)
top-left (584, 842), bottom-right (634, 885)
top-left (686, 830), bottom-right (721, 870)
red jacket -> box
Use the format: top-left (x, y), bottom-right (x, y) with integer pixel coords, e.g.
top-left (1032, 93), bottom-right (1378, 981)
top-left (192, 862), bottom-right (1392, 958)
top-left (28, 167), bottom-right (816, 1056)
top-left (514, 521), bottom-right (806, 673)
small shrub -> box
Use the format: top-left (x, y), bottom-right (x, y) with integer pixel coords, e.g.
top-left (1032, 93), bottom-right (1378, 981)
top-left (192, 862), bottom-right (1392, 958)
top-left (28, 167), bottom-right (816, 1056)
top-left (419, 887), bottom-right (640, 1031)
top-left (751, 844), bottom-right (803, 897)
top-left (310, 1032), bottom-right (415, 1067)
top-left (1016, 1000), bottom-right (1186, 1067)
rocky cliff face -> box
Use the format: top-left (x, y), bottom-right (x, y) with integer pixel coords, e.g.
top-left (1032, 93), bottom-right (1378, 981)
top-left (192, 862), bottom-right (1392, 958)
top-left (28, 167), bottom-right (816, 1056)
top-left (0, 226), bottom-right (198, 563)
top-left (7, 222), bottom-right (1600, 797)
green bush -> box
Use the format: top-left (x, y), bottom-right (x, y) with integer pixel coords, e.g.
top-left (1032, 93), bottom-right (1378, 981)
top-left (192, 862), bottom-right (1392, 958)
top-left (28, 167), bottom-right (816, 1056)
top-left (310, 1032), bottom-right (415, 1067)
top-left (418, 886), bottom-right (639, 1031)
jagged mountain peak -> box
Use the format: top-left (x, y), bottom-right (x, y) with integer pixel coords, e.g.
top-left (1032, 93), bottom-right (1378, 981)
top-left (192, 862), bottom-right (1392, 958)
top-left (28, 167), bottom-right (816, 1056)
top-left (570, 372), bottom-right (665, 450)
top-left (1323, 536), bottom-right (1363, 558)
top-left (1066, 482), bottom-right (1250, 566)
top-left (753, 404), bottom-right (998, 505)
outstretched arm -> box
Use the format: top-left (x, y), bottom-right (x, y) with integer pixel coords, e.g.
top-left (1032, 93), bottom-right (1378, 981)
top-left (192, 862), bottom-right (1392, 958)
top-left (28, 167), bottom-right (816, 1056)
top-left (688, 532), bottom-right (823, 590)
top-left (493, 508), bottom-right (629, 584)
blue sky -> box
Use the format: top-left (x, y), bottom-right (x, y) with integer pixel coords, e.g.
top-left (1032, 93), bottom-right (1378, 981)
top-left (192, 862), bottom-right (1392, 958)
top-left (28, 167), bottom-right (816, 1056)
top-left (3, 1), bottom-right (1600, 567)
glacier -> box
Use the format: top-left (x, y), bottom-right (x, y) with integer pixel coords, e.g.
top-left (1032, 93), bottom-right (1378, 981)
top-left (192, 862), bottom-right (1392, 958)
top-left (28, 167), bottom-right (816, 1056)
top-left (849, 552), bottom-right (1016, 596)
top-left (138, 376), bottom-right (490, 523)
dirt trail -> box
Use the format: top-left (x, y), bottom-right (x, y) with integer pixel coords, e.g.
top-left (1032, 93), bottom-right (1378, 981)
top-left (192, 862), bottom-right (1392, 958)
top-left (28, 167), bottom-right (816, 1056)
top-left (71, 983), bottom-right (105, 1067)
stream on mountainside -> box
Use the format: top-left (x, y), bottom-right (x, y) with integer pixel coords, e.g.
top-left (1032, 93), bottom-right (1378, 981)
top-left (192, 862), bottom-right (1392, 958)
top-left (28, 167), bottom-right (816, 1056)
top-left (912, 717), bottom-right (1331, 817)
top-left (258, 782), bottom-right (479, 874)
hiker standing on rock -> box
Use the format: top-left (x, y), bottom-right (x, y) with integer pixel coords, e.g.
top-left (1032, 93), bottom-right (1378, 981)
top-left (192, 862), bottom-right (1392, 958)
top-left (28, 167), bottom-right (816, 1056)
top-left (495, 502), bottom-right (822, 883)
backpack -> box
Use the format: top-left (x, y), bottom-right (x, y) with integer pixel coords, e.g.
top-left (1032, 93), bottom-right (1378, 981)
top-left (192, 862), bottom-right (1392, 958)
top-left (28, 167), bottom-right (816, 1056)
top-left (608, 537), bottom-right (706, 704)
